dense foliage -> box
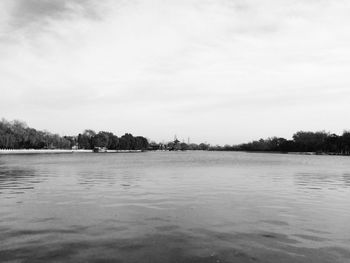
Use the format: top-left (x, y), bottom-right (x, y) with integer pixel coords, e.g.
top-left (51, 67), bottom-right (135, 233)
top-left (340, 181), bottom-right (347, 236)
top-left (0, 119), bottom-right (149, 150)
top-left (210, 131), bottom-right (350, 155)
top-left (0, 119), bottom-right (71, 149)
top-left (77, 130), bottom-right (149, 150)
top-left (148, 140), bottom-right (210, 151)
top-left (2, 118), bottom-right (350, 154)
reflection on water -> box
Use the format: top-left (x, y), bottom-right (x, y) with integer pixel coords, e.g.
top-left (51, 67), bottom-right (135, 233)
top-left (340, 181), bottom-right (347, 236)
top-left (342, 173), bottom-right (350, 186)
top-left (0, 152), bottom-right (350, 263)
top-left (294, 172), bottom-right (350, 189)
top-left (0, 166), bottom-right (40, 195)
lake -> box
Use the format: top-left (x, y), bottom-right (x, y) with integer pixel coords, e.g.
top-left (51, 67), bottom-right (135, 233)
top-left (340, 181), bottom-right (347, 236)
top-left (0, 151), bottom-right (349, 262)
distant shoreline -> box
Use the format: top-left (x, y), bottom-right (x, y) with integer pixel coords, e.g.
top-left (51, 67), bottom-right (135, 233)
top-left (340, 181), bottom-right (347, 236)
top-left (0, 149), bottom-right (347, 156)
top-left (211, 150), bottom-right (348, 156)
top-left (0, 149), bottom-right (142, 155)
top-left (0, 149), bottom-right (91, 155)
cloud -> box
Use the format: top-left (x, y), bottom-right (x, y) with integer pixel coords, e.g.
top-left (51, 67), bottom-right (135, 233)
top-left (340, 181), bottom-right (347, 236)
top-left (10, 0), bottom-right (100, 27)
top-left (0, 0), bottom-right (350, 143)
top-left (0, 0), bottom-right (106, 45)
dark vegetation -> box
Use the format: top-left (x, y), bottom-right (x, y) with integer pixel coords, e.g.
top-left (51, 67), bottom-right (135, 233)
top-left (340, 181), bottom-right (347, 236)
top-left (77, 130), bottom-right (148, 150)
top-left (0, 119), bottom-right (71, 149)
top-left (1, 118), bottom-right (350, 155)
top-left (148, 140), bottom-right (210, 151)
top-left (0, 119), bottom-right (148, 150)
top-left (148, 131), bottom-right (350, 155)
top-left (209, 131), bottom-right (350, 155)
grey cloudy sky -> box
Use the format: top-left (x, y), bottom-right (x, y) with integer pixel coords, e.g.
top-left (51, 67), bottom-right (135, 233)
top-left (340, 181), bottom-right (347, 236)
top-left (1, 0), bottom-right (350, 144)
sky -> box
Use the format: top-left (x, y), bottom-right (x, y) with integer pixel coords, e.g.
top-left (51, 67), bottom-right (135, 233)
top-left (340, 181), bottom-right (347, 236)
top-left (1, 0), bottom-right (350, 145)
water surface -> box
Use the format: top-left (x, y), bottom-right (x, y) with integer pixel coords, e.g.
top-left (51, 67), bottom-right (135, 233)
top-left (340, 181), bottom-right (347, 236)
top-left (1, 152), bottom-right (350, 262)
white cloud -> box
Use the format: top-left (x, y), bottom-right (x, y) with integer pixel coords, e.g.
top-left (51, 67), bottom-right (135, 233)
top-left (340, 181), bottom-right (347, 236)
top-left (1, 0), bottom-right (350, 144)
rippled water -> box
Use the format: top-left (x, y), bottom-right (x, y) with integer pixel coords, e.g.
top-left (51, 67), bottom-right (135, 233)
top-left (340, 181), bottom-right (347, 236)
top-left (1, 151), bottom-right (350, 263)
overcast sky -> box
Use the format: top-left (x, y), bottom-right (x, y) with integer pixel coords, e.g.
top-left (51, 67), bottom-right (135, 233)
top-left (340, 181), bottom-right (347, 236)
top-left (1, 0), bottom-right (350, 144)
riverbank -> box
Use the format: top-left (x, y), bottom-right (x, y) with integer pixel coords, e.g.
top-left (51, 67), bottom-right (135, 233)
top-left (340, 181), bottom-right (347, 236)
top-left (0, 149), bottom-right (91, 155)
top-left (208, 149), bottom-right (350, 156)
top-left (0, 149), bottom-right (142, 155)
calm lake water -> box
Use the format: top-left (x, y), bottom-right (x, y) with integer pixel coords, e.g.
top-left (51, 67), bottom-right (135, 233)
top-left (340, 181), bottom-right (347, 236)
top-left (1, 151), bottom-right (350, 263)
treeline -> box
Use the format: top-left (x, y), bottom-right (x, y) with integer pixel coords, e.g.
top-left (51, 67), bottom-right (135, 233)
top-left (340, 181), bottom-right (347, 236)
top-left (0, 119), bottom-right (149, 150)
top-left (210, 131), bottom-right (350, 155)
top-left (0, 119), bottom-right (71, 149)
top-left (3, 118), bottom-right (350, 154)
top-left (77, 130), bottom-right (148, 150)
top-left (148, 141), bottom-right (210, 151)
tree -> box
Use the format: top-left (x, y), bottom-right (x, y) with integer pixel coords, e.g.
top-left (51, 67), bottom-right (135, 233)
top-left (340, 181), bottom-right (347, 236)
top-left (293, 131), bottom-right (328, 152)
top-left (0, 118), bottom-right (71, 149)
top-left (78, 130), bottom-right (96, 149)
top-left (341, 131), bottom-right (350, 155)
